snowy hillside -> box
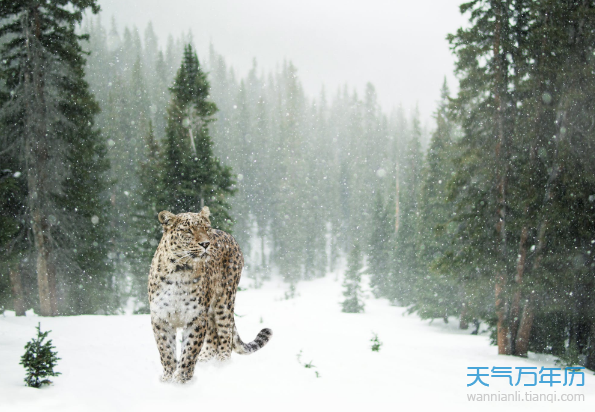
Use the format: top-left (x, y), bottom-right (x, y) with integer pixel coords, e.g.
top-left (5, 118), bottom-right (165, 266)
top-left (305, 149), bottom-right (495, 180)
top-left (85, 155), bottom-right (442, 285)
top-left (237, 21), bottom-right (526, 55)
top-left (1, 273), bottom-right (593, 412)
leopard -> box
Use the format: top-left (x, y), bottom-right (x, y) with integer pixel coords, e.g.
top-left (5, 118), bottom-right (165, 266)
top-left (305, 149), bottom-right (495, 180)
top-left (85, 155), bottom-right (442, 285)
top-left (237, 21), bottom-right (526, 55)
top-left (148, 206), bottom-right (272, 383)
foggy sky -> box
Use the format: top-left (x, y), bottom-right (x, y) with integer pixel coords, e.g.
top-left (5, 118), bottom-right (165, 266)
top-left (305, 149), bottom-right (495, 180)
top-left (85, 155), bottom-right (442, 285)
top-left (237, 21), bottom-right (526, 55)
top-left (96, 0), bottom-right (467, 125)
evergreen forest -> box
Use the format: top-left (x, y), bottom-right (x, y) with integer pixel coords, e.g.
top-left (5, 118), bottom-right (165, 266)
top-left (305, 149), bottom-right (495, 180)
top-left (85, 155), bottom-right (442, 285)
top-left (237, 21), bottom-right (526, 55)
top-left (1, 0), bottom-right (595, 370)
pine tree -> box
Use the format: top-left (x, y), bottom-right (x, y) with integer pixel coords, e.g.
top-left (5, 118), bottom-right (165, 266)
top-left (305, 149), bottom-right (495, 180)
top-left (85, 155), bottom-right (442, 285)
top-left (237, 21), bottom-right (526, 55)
top-left (445, 0), bottom-right (526, 354)
top-left (368, 191), bottom-right (395, 297)
top-left (370, 333), bottom-right (382, 352)
top-left (0, 0), bottom-right (112, 315)
top-left (410, 79), bottom-right (462, 323)
top-left (342, 244), bottom-right (365, 313)
top-left (20, 323), bottom-right (61, 388)
top-left (389, 109), bottom-right (424, 305)
top-left (161, 44), bottom-right (235, 231)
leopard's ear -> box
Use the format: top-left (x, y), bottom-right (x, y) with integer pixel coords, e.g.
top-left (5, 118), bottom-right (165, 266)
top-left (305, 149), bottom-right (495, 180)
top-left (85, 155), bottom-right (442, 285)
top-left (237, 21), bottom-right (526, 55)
top-left (199, 206), bottom-right (210, 219)
top-left (198, 206), bottom-right (212, 228)
top-left (158, 211), bottom-right (176, 226)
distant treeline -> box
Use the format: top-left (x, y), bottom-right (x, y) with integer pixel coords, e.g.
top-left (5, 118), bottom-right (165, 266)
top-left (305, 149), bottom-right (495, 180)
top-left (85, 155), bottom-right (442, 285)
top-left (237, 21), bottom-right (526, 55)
top-left (80, 15), bottom-right (425, 309)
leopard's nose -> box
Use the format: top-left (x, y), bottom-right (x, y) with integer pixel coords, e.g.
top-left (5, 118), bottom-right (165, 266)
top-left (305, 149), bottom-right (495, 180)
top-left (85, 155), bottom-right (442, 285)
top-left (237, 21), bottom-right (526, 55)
top-left (199, 241), bottom-right (210, 250)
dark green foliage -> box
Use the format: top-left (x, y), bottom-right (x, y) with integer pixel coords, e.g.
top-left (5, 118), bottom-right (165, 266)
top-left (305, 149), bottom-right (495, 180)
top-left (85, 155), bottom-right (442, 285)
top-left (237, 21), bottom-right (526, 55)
top-left (303, 360), bottom-right (315, 369)
top-left (370, 332), bottom-right (382, 352)
top-left (342, 244), bottom-right (365, 313)
top-left (0, 168), bottom-right (25, 251)
top-left (0, 161), bottom-right (28, 312)
top-left (20, 323), bottom-right (61, 388)
top-left (409, 80), bottom-right (463, 321)
top-left (443, 0), bottom-right (516, 318)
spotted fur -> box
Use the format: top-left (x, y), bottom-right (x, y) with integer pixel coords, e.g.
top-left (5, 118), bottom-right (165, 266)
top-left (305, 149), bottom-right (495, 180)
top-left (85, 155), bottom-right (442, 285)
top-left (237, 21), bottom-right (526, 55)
top-left (148, 207), bottom-right (272, 383)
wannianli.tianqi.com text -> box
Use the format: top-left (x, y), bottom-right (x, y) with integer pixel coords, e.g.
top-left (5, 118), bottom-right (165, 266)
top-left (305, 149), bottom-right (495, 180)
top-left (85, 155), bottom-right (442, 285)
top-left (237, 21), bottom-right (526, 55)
top-left (467, 392), bottom-right (585, 402)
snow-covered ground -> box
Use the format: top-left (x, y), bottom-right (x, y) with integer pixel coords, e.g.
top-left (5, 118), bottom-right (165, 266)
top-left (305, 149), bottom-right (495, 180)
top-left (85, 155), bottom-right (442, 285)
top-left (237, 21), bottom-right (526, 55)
top-left (1, 272), bottom-right (594, 412)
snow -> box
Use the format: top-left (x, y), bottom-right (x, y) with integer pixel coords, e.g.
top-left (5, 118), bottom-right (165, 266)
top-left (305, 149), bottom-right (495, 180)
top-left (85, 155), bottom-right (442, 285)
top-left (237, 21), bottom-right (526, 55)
top-left (1, 272), bottom-right (593, 411)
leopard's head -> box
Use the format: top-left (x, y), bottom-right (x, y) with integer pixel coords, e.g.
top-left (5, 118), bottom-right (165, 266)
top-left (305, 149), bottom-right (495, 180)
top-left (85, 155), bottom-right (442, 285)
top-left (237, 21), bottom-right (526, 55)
top-left (158, 206), bottom-right (213, 263)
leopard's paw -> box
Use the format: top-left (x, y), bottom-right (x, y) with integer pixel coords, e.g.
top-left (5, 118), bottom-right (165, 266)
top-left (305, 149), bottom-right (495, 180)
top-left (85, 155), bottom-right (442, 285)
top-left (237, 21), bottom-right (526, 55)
top-left (173, 369), bottom-right (191, 384)
top-left (216, 352), bottom-right (231, 362)
top-left (160, 373), bottom-right (173, 383)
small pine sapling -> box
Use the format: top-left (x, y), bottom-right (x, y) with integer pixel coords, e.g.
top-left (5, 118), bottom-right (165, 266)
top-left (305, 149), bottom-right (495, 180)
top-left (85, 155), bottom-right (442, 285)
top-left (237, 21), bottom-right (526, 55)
top-left (20, 323), bottom-right (61, 388)
top-left (284, 282), bottom-right (298, 300)
top-left (370, 332), bottom-right (382, 352)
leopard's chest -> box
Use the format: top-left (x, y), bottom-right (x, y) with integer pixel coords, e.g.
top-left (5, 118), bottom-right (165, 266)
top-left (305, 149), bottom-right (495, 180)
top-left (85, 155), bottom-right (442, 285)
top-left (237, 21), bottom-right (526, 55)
top-left (150, 270), bottom-right (207, 327)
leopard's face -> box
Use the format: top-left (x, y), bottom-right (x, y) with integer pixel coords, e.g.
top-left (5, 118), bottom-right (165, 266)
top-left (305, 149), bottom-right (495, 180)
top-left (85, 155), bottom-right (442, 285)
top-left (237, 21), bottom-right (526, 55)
top-left (158, 208), bottom-right (213, 263)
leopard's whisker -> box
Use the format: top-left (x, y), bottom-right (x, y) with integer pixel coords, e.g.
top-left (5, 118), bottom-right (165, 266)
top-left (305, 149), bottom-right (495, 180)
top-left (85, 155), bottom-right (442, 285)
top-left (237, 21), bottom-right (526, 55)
top-left (173, 252), bottom-right (192, 264)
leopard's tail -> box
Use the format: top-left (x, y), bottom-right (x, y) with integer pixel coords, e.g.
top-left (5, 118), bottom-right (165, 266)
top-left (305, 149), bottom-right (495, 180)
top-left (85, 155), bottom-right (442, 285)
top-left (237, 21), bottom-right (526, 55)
top-left (232, 325), bottom-right (272, 355)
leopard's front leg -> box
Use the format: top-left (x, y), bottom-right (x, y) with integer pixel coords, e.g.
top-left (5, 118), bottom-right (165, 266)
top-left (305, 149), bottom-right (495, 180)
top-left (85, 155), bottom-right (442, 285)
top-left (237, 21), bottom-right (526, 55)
top-left (174, 314), bottom-right (207, 383)
top-left (151, 318), bottom-right (177, 382)
top-left (214, 295), bottom-right (235, 361)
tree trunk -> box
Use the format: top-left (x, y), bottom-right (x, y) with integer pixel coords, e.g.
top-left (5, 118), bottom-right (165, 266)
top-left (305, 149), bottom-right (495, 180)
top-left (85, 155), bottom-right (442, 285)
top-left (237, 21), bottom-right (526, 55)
top-left (48, 258), bottom-right (58, 316)
top-left (514, 99), bottom-right (565, 347)
top-left (23, 6), bottom-right (57, 317)
top-left (514, 294), bottom-right (534, 357)
top-left (491, 0), bottom-right (511, 356)
top-left (586, 321), bottom-right (595, 371)
top-left (9, 268), bottom-right (26, 316)
top-left (496, 276), bottom-right (511, 354)
top-left (514, 220), bottom-right (547, 356)
top-left (510, 226), bottom-right (528, 354)
top-left (459, 303), bottom-right (469, 330)
top-left (31, 209), bottom-right (54, 316)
